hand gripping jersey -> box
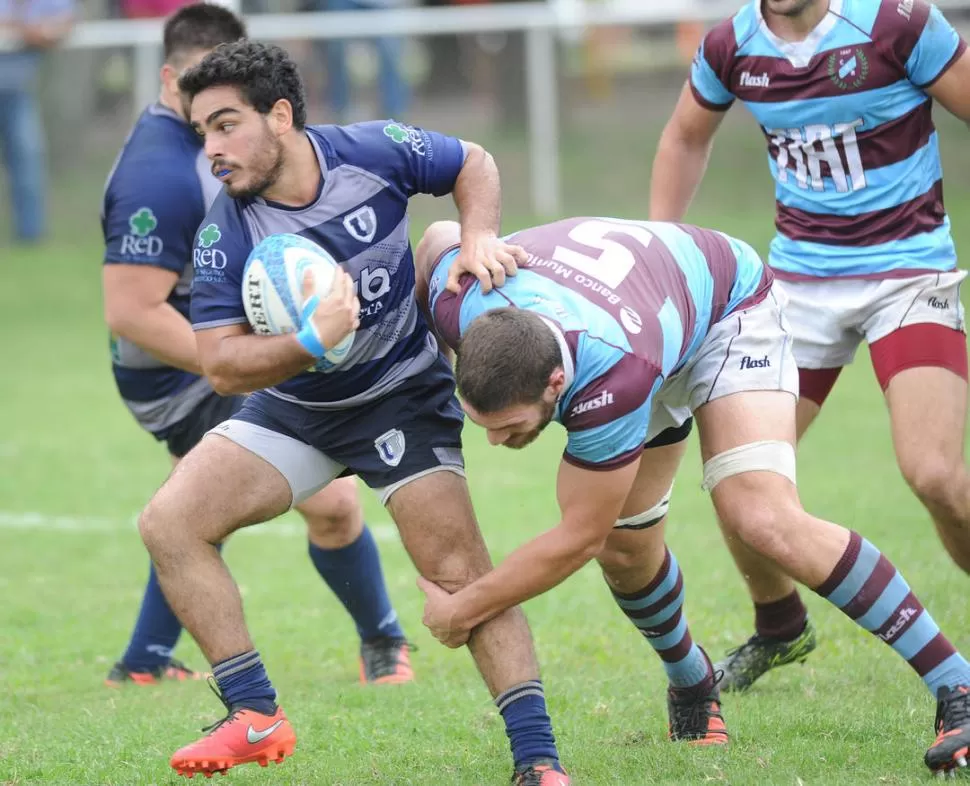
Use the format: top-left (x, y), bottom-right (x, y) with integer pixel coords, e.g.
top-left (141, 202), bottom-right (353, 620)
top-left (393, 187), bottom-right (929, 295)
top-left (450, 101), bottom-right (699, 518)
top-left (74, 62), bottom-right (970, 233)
top-left (190, 121), bottom-right (467, 409)
top-left (429, 218), bottom-right (772, 469)
top-left (690, 0), bottom-right (966, 280)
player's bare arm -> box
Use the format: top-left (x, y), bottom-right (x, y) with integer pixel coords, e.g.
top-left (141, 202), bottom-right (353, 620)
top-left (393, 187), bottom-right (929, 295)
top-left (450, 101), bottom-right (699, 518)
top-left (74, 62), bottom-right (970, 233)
top-left (649, 82), bottom-right (728, 222)
top-left (103, 264), bottom-right (203, 375)
top-left (926, 48), bottom-right (970, 124)
top-left (448, 143), bottom-right (525, 294)
top-left (419, 458), bottom-right (640, 646)
top-left (197, 268), bottom-right (360, 394)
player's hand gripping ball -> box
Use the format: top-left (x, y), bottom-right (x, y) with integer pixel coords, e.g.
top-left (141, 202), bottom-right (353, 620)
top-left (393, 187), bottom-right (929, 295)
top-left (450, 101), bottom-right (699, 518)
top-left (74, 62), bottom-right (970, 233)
top-left (242, 233), bottom-right (358, 371)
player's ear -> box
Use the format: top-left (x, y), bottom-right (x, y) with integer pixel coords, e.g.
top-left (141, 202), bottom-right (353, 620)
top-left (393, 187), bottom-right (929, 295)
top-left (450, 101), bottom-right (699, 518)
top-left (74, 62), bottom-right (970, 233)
top-left (546, 367), bottom-right (567, 401)
top-left (268, 98), bottom-right (294, 136)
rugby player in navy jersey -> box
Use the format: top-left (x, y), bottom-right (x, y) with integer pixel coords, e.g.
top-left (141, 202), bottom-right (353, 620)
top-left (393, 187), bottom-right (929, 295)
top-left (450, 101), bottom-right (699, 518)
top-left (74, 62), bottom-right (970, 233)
top-left (133, 39), bottom-right (569, 784)
top-left (102, 4), bottom-right (414, 692)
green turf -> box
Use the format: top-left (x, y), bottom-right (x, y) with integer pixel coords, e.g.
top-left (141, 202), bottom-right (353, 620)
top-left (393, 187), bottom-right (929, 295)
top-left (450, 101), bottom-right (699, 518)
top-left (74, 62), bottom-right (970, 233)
top-left (1, 99), bottom-right (970, 785)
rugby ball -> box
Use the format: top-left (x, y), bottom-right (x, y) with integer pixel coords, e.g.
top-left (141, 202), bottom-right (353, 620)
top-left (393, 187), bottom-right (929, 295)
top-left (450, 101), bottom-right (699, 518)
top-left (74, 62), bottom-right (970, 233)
top-left (241, 233), bottom-right (355, 369)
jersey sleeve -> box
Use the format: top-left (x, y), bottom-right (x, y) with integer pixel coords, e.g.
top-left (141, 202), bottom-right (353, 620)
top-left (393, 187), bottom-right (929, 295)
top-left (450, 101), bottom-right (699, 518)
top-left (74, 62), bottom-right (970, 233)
top-left (905, 3), bottom-right (967, 87)
top-left (102, 161), bottom-right (204, 275)
top-left (329, 121), bottom-right (468, 198)
top-left (189, 195), bottom-right (253, 331)
top-left (561, 356), bottom-right (663, 471)
top-left (427, 245), bottom-right (468, 350)
top-left (689, 21), bottom-right (737, 111)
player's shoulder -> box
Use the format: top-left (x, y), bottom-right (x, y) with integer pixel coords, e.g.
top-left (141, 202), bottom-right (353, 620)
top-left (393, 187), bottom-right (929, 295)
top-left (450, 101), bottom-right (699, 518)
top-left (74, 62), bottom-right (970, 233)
top-left (701, 3), bottom-right (758, 63)
top-left (866, 0), bottom-right (938, 60)
top-left (108, 105), bottom-right (202, 194)
top-left (310, 120), bottom-right (423, 165)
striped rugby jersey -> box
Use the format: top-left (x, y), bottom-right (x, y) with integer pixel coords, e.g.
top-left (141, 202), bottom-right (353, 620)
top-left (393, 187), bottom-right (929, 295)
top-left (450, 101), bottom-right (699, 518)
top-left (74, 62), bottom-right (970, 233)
top-left (429, 218), bottom-right (772, 469)
top-left (690, 0), bottom-right (966, 280)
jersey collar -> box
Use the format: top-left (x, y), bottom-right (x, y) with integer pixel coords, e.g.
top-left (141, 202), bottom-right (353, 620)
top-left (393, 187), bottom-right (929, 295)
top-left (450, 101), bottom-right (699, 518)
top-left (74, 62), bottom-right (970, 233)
top-left (535, 315), bottom-right (575, 419)
top-left (755, 0), bottom-right (842, 68)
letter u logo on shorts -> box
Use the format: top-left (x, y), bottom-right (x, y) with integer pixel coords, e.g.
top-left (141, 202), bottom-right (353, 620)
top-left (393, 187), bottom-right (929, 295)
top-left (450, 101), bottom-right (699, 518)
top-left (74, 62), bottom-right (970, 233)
top-left (374, 428), bottom-right (406, 467)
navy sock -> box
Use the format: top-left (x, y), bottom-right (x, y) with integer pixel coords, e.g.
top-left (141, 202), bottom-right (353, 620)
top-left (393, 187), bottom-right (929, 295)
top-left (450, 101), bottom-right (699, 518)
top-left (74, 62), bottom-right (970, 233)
top-left (121, 560), bottom-right (183, 671)
top-left (308, 526), bottom-right (405, 641)
top-left (213, 651), bottom-right (277, 714)
top-left (496, 681), bottom-right (563, 772)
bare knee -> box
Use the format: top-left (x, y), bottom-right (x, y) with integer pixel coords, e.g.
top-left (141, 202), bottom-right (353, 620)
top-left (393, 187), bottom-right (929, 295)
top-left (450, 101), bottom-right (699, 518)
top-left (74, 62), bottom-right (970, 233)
top-left (900, 454), bottom-right (962, 513)
top-left (301, 479), bottom-right (364, 546)
top-left (138, 491), bottom-right (188, 559)
top-left (716, 490), bottom-right (803, 567)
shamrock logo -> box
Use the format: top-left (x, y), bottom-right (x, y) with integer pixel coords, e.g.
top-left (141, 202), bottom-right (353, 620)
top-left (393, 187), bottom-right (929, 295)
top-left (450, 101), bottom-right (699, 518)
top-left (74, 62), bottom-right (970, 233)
top-left (198, 223), bottom-right (221, 248)
top-left (383, 123), bottom-right (410, 144)
top-left (128, 207), bottom-right (157, 237)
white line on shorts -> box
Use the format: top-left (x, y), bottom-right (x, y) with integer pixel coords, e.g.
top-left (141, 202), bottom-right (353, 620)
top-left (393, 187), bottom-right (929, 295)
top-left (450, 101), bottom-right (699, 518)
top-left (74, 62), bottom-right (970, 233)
top-left (0, 511), bottom-right (398, 542)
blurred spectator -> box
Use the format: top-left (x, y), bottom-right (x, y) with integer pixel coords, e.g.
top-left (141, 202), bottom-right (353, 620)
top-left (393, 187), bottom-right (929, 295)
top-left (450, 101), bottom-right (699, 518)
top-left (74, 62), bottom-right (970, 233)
top-left (315, 0), bottom-right (409, 121)
top-left (120, 0), bottom-right (194, 18)
top-left (0, 0), bottom-right (75, 243)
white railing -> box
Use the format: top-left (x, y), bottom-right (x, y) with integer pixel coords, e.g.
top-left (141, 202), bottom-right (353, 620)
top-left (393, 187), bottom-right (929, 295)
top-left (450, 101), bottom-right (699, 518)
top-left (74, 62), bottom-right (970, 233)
top-left (34, 0), bottom-right (970, 214)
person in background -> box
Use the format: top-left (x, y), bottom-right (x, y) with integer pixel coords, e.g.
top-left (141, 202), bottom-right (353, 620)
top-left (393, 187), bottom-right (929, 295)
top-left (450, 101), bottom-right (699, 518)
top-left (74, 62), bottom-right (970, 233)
top-left (0, 0), bottom-right (75, 244)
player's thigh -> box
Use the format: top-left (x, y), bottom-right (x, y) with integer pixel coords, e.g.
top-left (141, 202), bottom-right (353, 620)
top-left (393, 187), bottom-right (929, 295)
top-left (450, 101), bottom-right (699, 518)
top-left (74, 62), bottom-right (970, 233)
top-left (308, 356), bottom-right (484, 587)
top-left (143, 432), bottom-right (294, 547)
top-left (886, 366), bottom-right (969, 485)
top-left (386, 469), bottom-right (494, 590)
top-left (682, 290), bottom-right (802, 530)
top-left (188, 393), bottom-right (348, 529)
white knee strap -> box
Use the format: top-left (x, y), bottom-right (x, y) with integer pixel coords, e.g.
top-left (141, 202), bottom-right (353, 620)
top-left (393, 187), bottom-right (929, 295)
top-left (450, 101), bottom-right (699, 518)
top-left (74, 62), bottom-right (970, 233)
top-left (615, 484), bottom-right (674, 530)
top-left (701, 440), bottom-right (796, 493)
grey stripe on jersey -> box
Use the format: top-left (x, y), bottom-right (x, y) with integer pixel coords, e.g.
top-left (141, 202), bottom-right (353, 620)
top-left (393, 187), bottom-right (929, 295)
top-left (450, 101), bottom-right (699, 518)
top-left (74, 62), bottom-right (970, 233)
top-left (265, 331), bottom-right (440, 410)
top-left (123, 375), bottom-right (213, 433)
top-left (242, 164), bottom-right (389, 240)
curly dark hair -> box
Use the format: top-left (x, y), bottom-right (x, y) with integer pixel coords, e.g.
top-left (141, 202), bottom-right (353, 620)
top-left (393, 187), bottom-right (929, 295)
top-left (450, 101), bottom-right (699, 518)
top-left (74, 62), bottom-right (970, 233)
top-left (163, 3), bottom-right (246, 64)
top-left (456, 308), bottom-right (562, 413)
top-left (178, 40), bottom-right (307, 130)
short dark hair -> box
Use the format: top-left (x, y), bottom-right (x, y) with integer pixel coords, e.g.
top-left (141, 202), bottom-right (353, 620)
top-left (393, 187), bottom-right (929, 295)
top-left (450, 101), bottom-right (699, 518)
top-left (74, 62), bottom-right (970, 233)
top-left (455, 308), bottom-right (562, 413)
top-left (178, 40), bottom-right (307, 130)
top-left (163, 3), bottom-right (246, 64)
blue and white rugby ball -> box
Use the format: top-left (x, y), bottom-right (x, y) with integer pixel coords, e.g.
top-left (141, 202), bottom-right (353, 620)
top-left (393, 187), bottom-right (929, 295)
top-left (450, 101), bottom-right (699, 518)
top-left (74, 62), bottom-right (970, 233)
top-left (241, 233), bottom-right (355, 369)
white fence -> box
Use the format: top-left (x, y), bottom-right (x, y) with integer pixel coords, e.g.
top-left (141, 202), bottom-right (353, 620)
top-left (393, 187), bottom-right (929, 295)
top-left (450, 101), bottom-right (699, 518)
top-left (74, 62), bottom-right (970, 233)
top-left (51, 0), bottom-right (970, 214)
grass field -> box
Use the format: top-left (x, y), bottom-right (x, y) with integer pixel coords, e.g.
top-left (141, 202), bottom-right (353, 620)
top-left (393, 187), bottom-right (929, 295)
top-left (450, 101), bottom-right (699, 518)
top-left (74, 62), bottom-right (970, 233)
top-left (2, 90), bottom-right (970, 785)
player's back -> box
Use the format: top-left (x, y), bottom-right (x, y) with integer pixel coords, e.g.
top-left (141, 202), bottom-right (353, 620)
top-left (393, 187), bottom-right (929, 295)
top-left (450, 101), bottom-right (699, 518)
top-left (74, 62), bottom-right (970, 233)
top-left (435, 217), bottom-right (770, 388)
top-left (102, 104), bottom-right (221, 435)
top-left (691, 0), bottom-right (965, 279)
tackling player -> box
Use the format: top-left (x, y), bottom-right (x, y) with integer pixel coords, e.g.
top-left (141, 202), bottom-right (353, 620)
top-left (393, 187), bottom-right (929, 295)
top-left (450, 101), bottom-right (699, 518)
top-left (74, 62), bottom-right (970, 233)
top-left (649, 0), bottom-right (970, 693)
top-left (414, 216), bottom-right (970, 776)
top-left (101, 5), bottom-right (412, 690)
top-left (136, 40), bottom-right (570, 785)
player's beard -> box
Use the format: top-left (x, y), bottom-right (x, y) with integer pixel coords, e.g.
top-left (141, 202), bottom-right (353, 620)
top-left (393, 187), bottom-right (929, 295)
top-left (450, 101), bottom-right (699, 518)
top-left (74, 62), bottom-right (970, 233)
top-left (503, 398), bottom-right (557, 450)
top-left (227, 124), bottom-right (285, 200)
top-left (762, 0), bottom-right (822, 18)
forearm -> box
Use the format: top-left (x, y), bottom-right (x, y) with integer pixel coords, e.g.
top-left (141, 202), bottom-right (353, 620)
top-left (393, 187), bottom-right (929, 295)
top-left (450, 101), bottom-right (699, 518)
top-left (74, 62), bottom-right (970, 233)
top-left (202, 333), bottom-right (316, 395)
top-left (452, 526), bottom-right (600, 631)
top-left (649, 128), bottom-right (714, 222)
top-left (111, 303), bottom-right (202, 375)
top-left (453, 145), bottom-right (502, 238)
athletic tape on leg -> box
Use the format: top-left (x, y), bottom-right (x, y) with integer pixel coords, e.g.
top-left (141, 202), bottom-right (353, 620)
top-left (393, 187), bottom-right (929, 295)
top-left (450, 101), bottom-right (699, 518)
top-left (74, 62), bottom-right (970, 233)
top-left (701, 440), bottom-right (796, 493)
top-left (615, 484), bottom-right (674, 530)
